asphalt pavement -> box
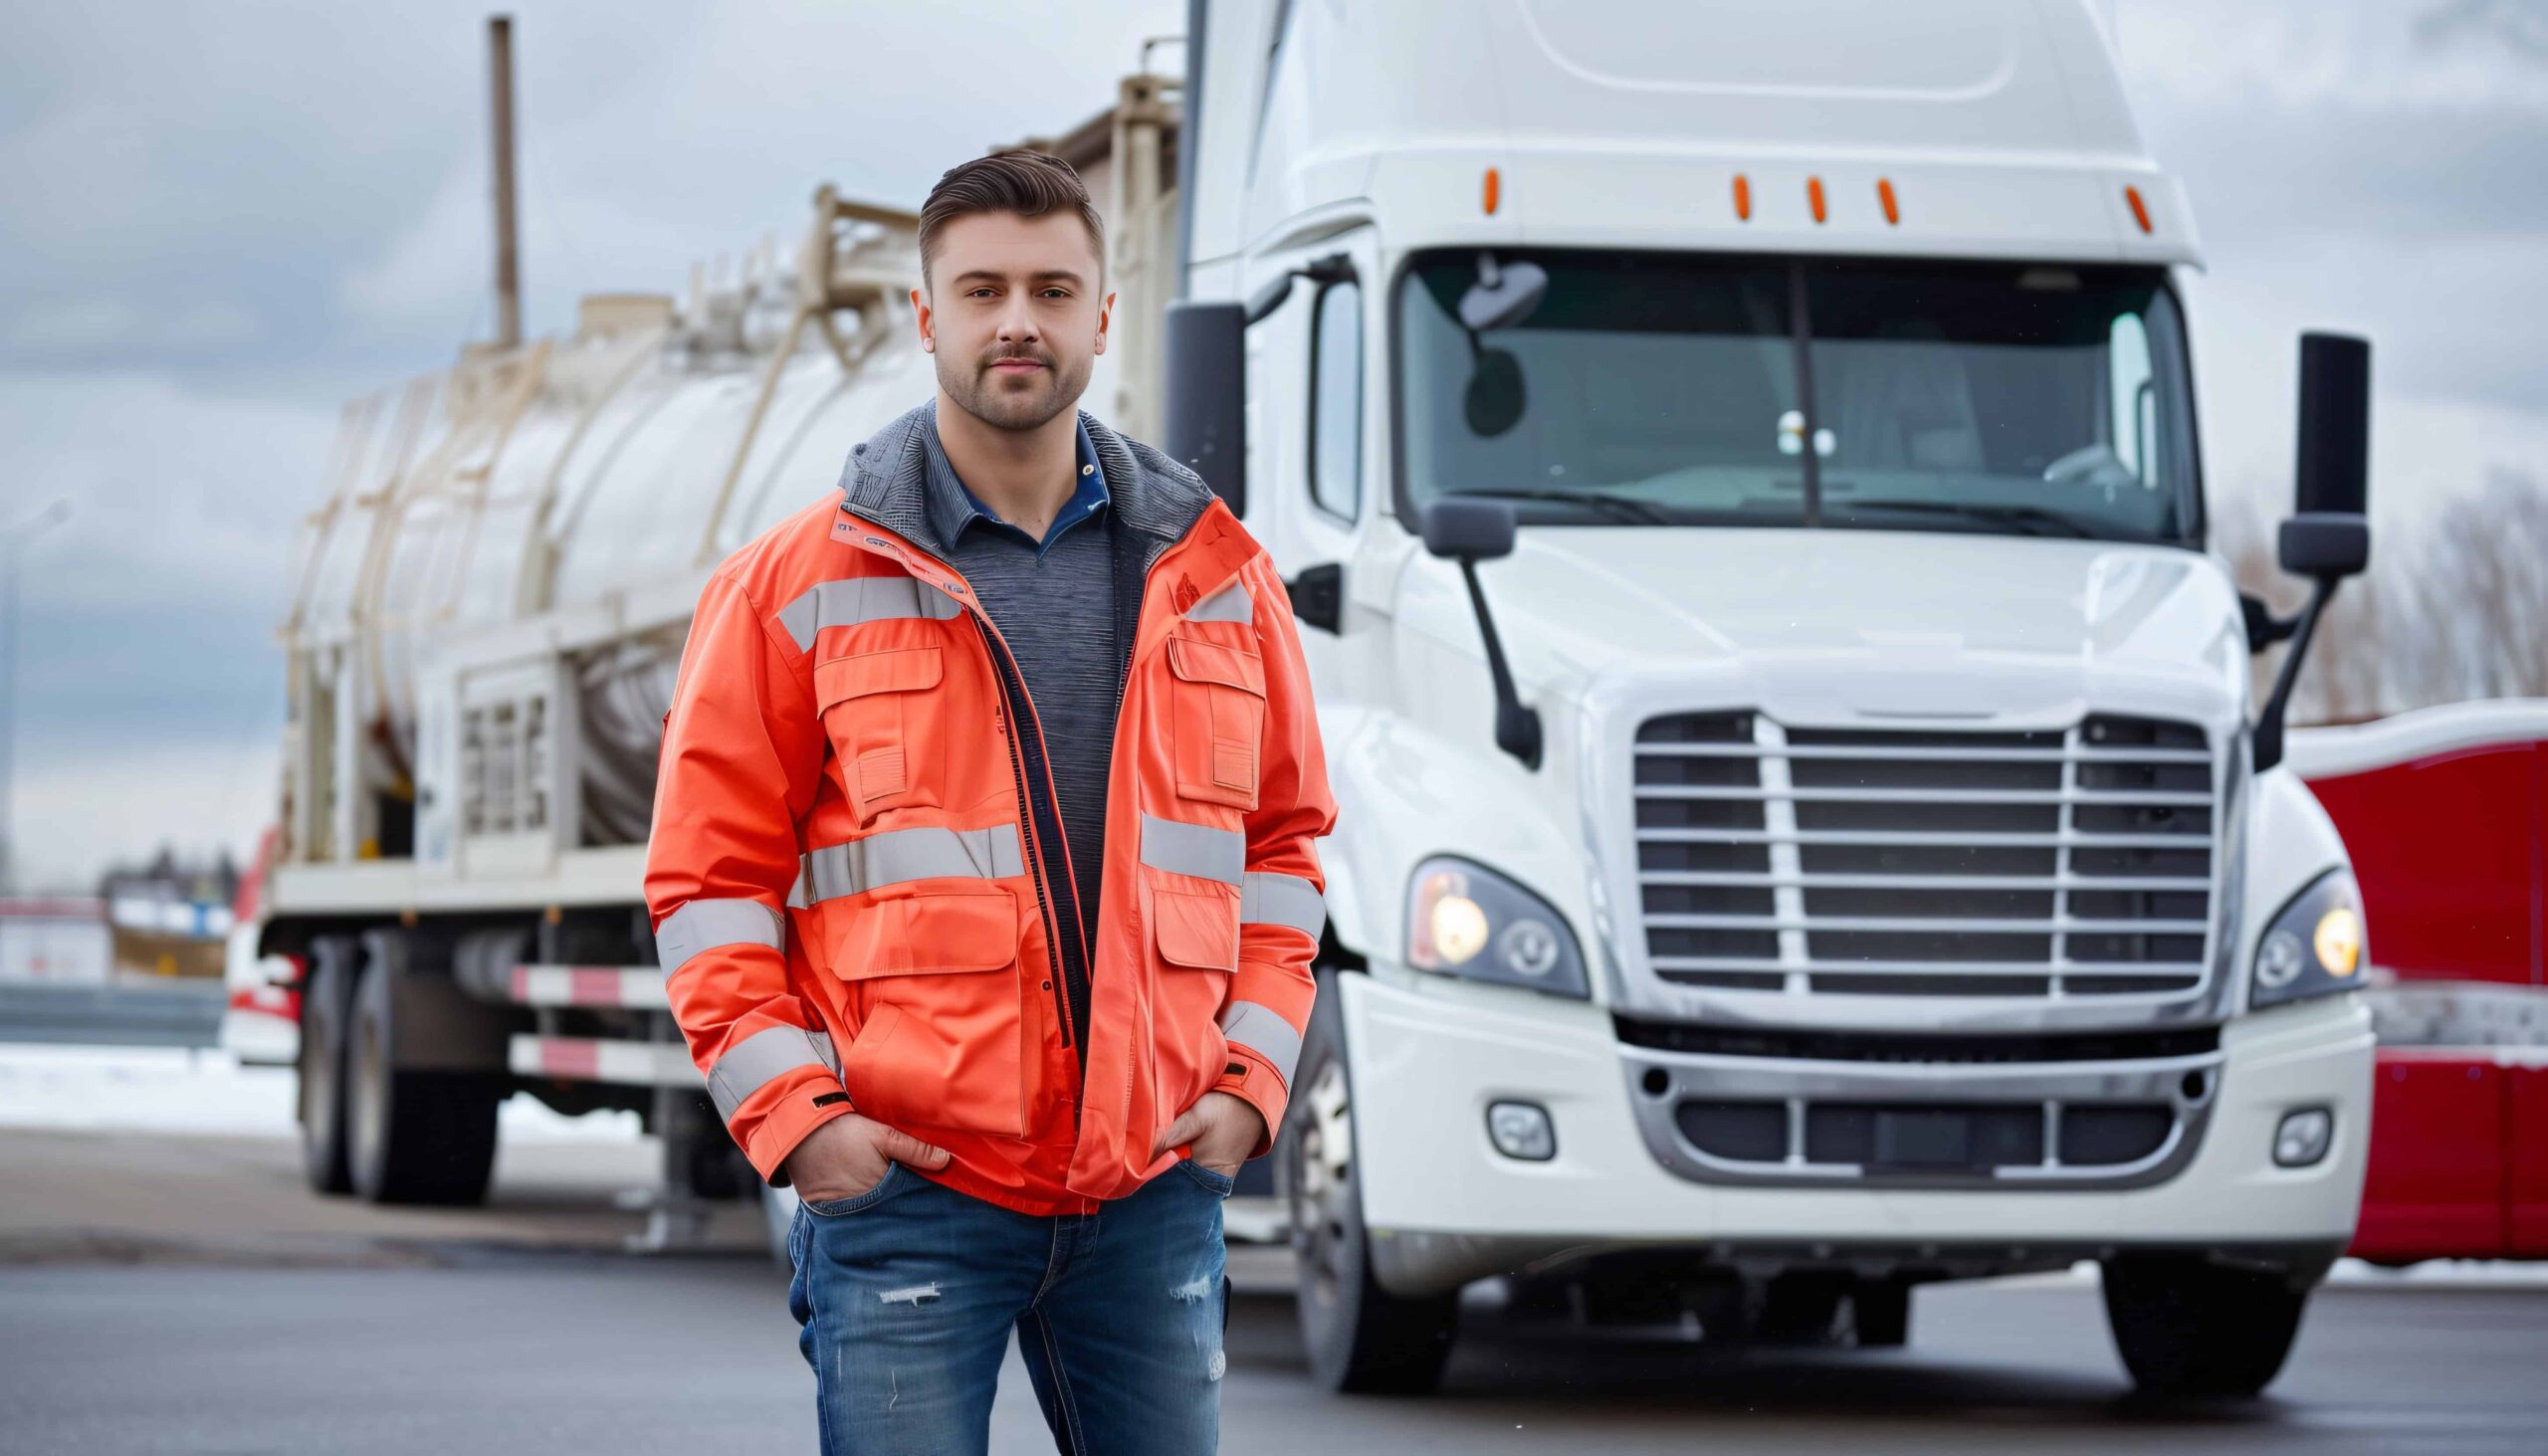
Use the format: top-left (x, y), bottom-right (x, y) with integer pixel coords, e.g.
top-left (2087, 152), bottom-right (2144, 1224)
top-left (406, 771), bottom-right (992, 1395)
top-left (4, 1088), bottom-right (2547, 1452)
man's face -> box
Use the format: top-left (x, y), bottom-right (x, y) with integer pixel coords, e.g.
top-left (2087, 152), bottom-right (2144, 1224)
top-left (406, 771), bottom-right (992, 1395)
top-left (917, 210), bottom-right (1112, 433)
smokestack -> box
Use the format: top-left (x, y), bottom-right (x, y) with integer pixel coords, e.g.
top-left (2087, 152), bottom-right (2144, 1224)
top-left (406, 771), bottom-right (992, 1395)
top-left (489, 15), bottom-right (522, 349)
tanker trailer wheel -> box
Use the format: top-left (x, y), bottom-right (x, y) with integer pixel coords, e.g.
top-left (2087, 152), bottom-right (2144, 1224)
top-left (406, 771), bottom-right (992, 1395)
top-left (2101, 1254), bottom-right (2309, 1397)
top-left (1280, 972), bottom-right (1459, 1394)
top-left (297, 936), bottom-right (358, 1194)
top-left (345, 936), bottom-right (500, 1206)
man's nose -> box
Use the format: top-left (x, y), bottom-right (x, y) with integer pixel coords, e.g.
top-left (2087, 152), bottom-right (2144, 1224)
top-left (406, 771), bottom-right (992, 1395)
top-left (996, 297), bottom-right (1040, 344)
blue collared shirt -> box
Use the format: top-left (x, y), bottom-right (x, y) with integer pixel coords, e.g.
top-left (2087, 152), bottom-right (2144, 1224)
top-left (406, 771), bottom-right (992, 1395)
top-left (920, 403), bottom-right (1111, 558)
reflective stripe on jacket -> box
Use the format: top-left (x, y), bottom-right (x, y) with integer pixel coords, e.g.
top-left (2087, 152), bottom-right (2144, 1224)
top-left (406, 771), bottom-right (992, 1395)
top-left (643, 404), bottom-right (1337, 1215)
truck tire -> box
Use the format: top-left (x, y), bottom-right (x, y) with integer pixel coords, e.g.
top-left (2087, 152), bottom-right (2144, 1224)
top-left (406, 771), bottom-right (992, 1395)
top-left (2101, 1255), bottom-right (2308, 1396)
top-left (297, 938), bottom-right (357, 1195)
top-left (345, 939), bottom-right (501, 1206)
top-left (1280, 973), bottom-right (1459, 1394)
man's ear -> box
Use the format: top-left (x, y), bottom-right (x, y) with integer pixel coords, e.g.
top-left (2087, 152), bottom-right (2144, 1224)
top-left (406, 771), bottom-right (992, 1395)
top-left (911, 286), bottom-right (934, 353)
top-left (1095, 289), bottom-right (1116, 356)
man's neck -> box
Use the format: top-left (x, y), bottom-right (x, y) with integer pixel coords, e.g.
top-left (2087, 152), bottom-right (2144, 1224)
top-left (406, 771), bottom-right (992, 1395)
top-left (934, 389), bottom-right (1077, 536)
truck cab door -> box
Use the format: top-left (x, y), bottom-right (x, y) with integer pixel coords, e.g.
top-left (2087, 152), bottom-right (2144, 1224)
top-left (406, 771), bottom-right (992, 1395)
top-left (1240, 228), bottom-right (1392, 701)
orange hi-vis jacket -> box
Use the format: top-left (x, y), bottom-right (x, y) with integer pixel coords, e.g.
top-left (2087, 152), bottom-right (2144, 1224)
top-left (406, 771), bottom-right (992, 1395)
top-left (644, 404), bottom-right (1337, 1215)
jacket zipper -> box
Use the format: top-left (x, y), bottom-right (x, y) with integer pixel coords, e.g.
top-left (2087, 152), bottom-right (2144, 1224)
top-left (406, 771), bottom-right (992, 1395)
top-left (974, 613), bottom-right (1096, 1091)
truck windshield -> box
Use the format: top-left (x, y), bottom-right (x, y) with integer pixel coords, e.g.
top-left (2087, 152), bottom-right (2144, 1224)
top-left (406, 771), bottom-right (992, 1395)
top-left (1397, 251), bottom-right (2197, 543)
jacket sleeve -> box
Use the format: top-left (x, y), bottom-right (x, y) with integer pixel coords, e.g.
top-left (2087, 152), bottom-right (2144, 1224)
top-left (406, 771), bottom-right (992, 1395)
top-left (645, 568), bottom-right (850, 1188)
top-left (1209, 554), bottom-right (1340, 1160)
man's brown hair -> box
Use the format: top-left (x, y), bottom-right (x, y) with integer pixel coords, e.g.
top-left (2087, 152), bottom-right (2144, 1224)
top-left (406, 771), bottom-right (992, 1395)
top-left (917, 149), bottom-right (1107, 290)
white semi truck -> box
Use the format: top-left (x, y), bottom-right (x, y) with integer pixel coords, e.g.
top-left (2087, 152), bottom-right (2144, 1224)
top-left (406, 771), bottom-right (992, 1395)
top-left (260, 0), bottom-right (2375, 1397)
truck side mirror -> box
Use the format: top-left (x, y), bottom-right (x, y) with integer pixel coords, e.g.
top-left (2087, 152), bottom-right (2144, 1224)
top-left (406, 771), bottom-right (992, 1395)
top-left (2254, 331), bottom-right (2373, 772)
top-left (1418, 497), bottom-right (1518, 561)
top-left (1417, 498), bottom-right (1539, 769)
top-left (2280, 331), bottom-right (2372, 579)
top-left (1164, 301), bottom-right (1247, 518)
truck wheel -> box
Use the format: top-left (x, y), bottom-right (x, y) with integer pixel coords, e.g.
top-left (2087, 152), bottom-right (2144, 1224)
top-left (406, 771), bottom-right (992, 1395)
top-left (2101, 1255), bottom-right (2308, 1396)
top-left (297, 938), bottom-right (357, 1195)
top-left (345, 940), bottom-right (501, 1206)
top-left (1281, 975), bottom-right (1459, 1394)
top-left (1850, 1280), bottom-right (1911, 1348)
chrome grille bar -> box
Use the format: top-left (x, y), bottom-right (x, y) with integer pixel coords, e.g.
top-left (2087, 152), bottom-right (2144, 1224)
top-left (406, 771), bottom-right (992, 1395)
top-left (1631, 712), bottom-right (2219, 1001)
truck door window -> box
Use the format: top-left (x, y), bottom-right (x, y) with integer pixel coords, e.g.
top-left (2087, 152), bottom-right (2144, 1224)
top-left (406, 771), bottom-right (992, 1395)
top-left (1309, 279), bottom-right (1363, 522)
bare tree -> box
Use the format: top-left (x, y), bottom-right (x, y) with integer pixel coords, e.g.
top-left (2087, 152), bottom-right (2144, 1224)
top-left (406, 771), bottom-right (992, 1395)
top-left (2221, 473), bottom-right (2548, 725)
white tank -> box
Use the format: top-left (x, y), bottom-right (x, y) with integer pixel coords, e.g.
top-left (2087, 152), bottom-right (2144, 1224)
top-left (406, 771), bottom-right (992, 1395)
top-left (280, 83), bottom-right (1184, 863)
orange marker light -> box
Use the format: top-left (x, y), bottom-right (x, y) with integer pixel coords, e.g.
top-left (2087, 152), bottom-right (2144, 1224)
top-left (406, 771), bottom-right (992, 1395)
top-left (1483, 167), bottom-right (1501, 216)
top-left (1877, 177), bottom-right (1899, 225)
top-left (2124, 185), bottom-right (2153, 235)
top-left (1733, 173), bottom-right (1752, 221)
top-left (1807, 176), bottom-right (1827, 224)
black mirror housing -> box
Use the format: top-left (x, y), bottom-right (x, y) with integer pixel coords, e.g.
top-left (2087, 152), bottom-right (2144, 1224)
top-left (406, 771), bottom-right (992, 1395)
top-left (1163, 301), bottom-right (1247, 517)
top-left (2277, 514), bottom-right (2369, 579)
top-left (2294, 331), bottom-right (2371, 517)
top-left (1419, 497), bottom-right (1519, 561)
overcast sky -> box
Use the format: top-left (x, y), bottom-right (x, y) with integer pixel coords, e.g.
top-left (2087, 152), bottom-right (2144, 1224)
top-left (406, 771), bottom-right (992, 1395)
top-left (1, 0), bottom-right (2542, 891)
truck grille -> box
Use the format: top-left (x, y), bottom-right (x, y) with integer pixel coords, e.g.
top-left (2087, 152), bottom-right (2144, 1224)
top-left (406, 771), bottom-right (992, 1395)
top-left (1632, 712), bottom-right (2217, 999)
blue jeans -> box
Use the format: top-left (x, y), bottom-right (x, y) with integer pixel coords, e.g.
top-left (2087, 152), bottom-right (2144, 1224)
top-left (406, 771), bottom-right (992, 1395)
top-left (786, 1154), bottom-right (1233, 1455)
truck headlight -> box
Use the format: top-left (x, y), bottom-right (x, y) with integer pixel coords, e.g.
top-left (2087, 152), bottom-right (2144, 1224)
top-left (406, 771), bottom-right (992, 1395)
top-left (2249, 869), bottom-right (2366, 1009)
top-left (1405, 858), bottom-right (1589, 999)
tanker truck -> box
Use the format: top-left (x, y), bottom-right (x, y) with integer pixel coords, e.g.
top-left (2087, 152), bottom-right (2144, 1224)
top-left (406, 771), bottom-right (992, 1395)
top-left (261, 0), bottom-right (2377, 1396)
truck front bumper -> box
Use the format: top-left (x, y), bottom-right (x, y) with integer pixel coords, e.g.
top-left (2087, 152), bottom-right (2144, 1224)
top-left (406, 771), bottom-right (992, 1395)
top-left (1340, 974), bottom-right (2373, 1297)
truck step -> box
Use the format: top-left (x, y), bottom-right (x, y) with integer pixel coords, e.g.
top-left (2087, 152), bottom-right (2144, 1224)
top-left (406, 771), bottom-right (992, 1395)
top-left (506, 964), bottom-right (670, 1010)
top-left (508, 1033), bottom-right (699, 1088)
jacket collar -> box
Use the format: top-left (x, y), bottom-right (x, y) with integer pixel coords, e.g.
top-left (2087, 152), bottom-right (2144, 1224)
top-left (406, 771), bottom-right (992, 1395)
top-left (838, 399), bottom-right (1214, 559)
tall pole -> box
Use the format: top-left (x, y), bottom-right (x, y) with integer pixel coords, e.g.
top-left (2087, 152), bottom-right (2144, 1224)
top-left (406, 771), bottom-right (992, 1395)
top-left (489, 14), bottom-right (522, 349)
top-left (0, 502), bottom-right (71, 895)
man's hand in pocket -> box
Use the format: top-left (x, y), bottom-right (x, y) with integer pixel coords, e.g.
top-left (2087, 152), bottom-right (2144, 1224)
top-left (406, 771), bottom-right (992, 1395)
top-left (1150, 1091), bottom-right (1264, 1180)
top-left (781, 1113), bottom-right (952, 1202)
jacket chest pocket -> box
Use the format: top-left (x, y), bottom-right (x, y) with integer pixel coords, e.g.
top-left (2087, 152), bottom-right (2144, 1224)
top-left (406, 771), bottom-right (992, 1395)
top-left (815, 647), bottom-right (946, 822)
top-left (1149, 881), bottom-right (1239, 1124)
top-left (829, 887), bottom-right (1028, 1139)
top-left (1165, 636), bottom-right (1266, 811)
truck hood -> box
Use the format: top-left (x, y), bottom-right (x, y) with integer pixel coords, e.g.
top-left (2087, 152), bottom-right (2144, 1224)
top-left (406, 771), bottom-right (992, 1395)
top-left (1431, 526), bottom-right (2251, 723)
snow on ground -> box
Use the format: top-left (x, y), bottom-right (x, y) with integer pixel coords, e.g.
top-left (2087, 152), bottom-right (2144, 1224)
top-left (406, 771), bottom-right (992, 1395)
top-left (0, 1043), bottom-right (642, 1142)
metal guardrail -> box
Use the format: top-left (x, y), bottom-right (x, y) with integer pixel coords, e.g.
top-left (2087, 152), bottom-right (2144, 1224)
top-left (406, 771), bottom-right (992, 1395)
top-left (0, 979), bottom-right (226, 1048)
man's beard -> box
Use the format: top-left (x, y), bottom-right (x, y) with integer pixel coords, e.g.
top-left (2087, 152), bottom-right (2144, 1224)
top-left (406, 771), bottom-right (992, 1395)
top-left (938, 343), bottom-right (1091, 432)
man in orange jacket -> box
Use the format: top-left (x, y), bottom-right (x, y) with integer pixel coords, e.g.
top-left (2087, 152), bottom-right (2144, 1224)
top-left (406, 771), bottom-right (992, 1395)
top-left (644, 149), bottom-right (1335, 1453)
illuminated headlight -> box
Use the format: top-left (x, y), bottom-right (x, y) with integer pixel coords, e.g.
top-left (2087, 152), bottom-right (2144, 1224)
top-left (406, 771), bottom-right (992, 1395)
top-left (2250, 870), bottom-right (2366, 1009)
top-left (1405, 858), bottom-right (1589, 999)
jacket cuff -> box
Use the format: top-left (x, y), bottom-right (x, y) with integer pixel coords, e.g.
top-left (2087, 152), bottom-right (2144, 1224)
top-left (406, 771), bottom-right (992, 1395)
top-left (1211, 1046), bottom-right (1288, 1162)
top-left (741, 1073), bottom-right (857, 1188)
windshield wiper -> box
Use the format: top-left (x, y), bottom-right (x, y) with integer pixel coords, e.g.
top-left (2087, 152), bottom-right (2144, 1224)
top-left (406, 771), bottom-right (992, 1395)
top-left (1836, 499), bottom-right (2097, 539)
top-left (1447, 488), bottom-right (1672, 524)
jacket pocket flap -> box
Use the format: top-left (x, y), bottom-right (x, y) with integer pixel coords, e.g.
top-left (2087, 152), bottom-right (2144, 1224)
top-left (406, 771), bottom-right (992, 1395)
top-left (816, 646), bottom-right (944, 707)
top-left (1166, 638), bottom-right (1265, 697)
top-left (831, 888), bottom-right (1015, 978)
top-left (1154, 888), bottom-right (1239, 971)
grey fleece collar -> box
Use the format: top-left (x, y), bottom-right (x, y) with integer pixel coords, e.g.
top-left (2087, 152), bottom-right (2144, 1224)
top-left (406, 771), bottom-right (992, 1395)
top-left (837, 399), bottom-right (1214, 558)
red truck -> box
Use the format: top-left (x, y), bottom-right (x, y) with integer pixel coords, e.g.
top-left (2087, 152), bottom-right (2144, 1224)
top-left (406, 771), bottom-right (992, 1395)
top-left (2293, 701), bottom-right (2548, 1262)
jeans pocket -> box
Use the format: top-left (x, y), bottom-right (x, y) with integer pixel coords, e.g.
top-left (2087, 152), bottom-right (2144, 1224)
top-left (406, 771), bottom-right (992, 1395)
top-left (799, 1160), bottom-right (903, 1218)
top-left (1175, 1155), bottom-right (1236, 1197)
